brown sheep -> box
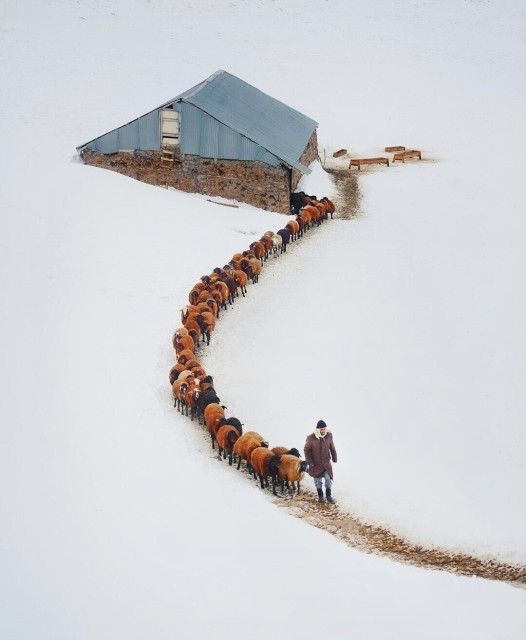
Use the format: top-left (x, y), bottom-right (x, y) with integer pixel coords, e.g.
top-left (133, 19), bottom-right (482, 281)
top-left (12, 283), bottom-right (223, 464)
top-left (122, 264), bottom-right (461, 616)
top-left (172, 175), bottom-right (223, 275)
top-left (174, 334), bottom-right (195, 354)
top-left (204, 298), bottom-right (219, 318)
top-left (278, 455), bottom-right (308, 495)
top-left (233, 269), bottom-right (248, 297)
top-left (234, 432), bottom-right (269, 475)
top-left (172, 327), bottom-right (189, 350)
top-left (250, 447), bottom-right (281, 495)
top-left (196, 312), bottom-right (215, 346)
top-left (188, 288), bottom-right (201, 306)
top-left (240, 257), bottom-right (261, 284)
top-left (183, 382), bottom-right (201, 420)
top-left (278, 454), bottom-right (308, 495)
top-left (184, 359), bottom-right (201, 371)
top-left (197, 289), bottom-right (212, 304)
top-left (214, 281), bottom-right (230, 310)
top-left (321, 196), bottom-right (335, 218)
top-left (177, 349), bottom-right (195, 365)
top-left (216, 425), bottom-right (241, 466)
top-left (171, 378), bottom-right (189, 410)
top-left (204, 403), bottom-right (226, 449)
top-left (169, 363), bottom-right (185, 385)
top-left (259, 235), bottom-right (273, 257)
top-left (182, 318), bottom-right (201, 347)
top-left (181, 305), bottom-right (200, 325)
top-left (271, 447), bottom-right (301, 458)
top-left (249, 241), bottom-right (266, 264)
top-left (302, 204), bottom-right (321, 226)
top-left (285, 219), bottom-right (300, 241)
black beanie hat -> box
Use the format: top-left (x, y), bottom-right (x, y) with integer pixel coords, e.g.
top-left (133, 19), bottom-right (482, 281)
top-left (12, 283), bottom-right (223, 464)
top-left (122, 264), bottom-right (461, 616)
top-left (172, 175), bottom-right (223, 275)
top-left (317, 420), bottom-right (327, 429)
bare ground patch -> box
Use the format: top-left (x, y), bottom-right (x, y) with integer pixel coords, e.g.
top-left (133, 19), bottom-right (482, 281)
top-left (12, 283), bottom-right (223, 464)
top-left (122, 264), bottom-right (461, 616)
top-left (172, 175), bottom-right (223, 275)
top-left (274, 492), bottom-right (526, 587)
top-left (324, 168), bottom-right (362, 219)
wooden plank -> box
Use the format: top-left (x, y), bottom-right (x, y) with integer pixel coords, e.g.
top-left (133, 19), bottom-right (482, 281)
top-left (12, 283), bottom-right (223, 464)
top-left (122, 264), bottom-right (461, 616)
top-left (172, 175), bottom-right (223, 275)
top-left (332, 148), bottom-right (348, 158)
top-left (206, 199), bottom-right (239, 208)
top-left (385, 146), bottom-right (405, 152)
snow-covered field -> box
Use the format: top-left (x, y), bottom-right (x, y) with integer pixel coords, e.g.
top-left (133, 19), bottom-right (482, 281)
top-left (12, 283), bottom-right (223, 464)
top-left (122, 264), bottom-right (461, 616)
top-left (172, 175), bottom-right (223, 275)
top-left (1, 1), bottom-right (526, 638)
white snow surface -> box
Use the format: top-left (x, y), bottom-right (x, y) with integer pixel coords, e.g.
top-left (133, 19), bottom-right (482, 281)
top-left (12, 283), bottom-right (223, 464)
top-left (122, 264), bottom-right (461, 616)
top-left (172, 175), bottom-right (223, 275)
top-left (1, 1), bottom-right (526, 638)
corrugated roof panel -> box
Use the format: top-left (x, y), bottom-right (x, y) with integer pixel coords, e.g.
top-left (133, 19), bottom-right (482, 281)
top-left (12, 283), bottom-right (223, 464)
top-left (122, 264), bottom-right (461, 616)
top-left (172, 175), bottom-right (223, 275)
top-left (183, 71), bottom-right (316, 172)
top-left (118, 119), bottom-right (139, 150)
top-left (180, 103), bottom-right (281, 166)
top-left (91, 129), bottom-right (119, 153)
top-left (180, 103), bottom-right (202, 155)
top-left (137, 110), bottom-right (160, 150)
top-left (218, 123), bottom-right (239, 158)
top-left (199, 115), bottom-right (220, 158)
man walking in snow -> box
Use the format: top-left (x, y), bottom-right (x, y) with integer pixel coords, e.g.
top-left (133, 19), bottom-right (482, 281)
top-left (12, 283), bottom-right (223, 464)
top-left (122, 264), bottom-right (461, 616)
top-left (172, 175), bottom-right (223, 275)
top-left (304, 420), bottom-right (338, 504)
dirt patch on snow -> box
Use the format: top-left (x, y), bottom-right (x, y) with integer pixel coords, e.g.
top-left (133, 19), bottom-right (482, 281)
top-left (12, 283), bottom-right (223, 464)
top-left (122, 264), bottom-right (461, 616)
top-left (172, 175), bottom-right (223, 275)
top-left (273, 491), bottom-right (526, 587)
top-left (324, 168), bottom-right (362, 219)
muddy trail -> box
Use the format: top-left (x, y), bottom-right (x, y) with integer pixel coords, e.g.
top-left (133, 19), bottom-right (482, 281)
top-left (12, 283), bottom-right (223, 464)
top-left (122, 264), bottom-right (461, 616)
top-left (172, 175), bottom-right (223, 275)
top-left (324, 167), bottom-right (362, 219)
top-left (275, 492), bottom-right (526, 587)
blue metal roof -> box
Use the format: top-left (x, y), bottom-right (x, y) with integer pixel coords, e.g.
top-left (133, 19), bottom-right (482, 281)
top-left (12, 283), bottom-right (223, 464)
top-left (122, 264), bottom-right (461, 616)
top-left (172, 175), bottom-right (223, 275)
top-left (169, 71), bottom-right (317, 173)
top-left (78, 71), bottom-right (317, 173)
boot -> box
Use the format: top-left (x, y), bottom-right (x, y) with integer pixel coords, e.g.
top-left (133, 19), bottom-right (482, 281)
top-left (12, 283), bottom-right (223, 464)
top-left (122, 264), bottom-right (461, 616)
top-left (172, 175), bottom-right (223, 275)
top-left (326, 488), bottom-right (335, 504)
top-left (317, 488), bottom-right (325, 503)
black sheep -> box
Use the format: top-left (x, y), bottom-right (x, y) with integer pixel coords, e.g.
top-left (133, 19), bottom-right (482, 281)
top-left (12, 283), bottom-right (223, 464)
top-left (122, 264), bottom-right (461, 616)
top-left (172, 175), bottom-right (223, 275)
top-left (196, 387), bottom-right (221, 420)
top-left (277, 228), bottom-right (291, 253)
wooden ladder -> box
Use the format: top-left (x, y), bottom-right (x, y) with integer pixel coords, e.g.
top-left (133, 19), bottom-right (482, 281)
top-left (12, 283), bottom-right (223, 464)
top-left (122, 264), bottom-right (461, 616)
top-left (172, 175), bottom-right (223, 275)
top-left (161, 149), bottom-right (175, 167)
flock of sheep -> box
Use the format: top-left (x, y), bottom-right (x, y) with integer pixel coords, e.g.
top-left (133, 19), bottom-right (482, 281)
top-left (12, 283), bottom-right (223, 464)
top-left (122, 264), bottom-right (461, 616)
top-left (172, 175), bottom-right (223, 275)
top-left (169, 192), bottom-right (336, 497)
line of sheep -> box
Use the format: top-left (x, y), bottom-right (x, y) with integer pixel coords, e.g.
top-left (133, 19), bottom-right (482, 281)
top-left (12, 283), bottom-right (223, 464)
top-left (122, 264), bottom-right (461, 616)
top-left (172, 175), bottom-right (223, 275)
top-left (169, 193), bottom-right (336, 497)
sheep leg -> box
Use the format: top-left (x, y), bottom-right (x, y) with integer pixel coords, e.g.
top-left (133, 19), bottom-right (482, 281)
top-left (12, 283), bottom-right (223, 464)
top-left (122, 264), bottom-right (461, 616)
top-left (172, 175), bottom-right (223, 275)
top-left (211, 434), bottom-right (215, 449)
top-left (228, 451), bottom-right (233, 466)
top-left (259, 474), bottom-right (264, 490)
top-left (206, 331), bottom-right (210, 346)
top-left (272, 476), bottom-right (277, 497)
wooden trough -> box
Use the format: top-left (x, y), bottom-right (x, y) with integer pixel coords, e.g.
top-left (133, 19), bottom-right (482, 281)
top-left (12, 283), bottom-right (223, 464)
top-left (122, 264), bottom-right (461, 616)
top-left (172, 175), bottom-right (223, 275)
top-left (333, 149), bottom-right (348, 158)
top-left (385, 146), bottom-right (405, 152)
top-left (392, 150), bottom-right (422, 163)
top-left (349, 157), bottom-right (389, 170)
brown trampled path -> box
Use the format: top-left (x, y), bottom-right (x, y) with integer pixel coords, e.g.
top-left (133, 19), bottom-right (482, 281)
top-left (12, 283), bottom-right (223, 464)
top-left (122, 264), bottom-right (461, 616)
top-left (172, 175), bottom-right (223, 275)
top-left (273, 491), bottom-right (526, 587)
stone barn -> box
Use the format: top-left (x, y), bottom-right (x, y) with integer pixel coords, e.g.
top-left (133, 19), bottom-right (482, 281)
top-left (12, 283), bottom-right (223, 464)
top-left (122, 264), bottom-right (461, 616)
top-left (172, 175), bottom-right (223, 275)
top-left (77, 70), bottom-right (318, 213)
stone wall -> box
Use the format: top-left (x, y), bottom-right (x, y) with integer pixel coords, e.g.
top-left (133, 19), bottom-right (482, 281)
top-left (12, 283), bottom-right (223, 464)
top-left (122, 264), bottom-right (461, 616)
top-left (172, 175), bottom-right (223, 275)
top-left (291, 129), bottom-right (319, 191)
top-left (80, 148), bottom-right (292, 214)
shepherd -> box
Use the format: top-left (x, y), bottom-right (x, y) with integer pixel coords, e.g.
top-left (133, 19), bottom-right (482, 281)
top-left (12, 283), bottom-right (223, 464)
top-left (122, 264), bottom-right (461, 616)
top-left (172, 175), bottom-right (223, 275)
top-left (304, 420), bottom-right (338, 504)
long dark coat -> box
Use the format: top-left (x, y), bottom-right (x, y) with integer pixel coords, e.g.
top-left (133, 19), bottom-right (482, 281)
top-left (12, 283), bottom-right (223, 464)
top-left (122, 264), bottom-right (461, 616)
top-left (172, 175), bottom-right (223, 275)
top-left (304, 431), bottom-right (338, 479)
